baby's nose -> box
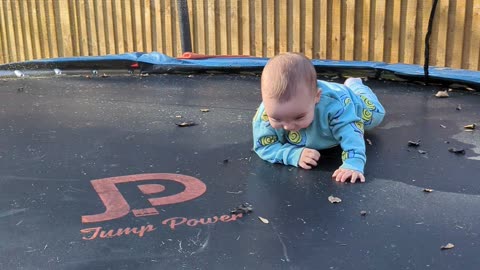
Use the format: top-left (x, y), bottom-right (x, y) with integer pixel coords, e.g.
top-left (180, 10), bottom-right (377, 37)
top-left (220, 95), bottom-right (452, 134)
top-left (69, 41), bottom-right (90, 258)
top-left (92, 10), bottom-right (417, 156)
top-left (283, 123), bottom-right (295, 131)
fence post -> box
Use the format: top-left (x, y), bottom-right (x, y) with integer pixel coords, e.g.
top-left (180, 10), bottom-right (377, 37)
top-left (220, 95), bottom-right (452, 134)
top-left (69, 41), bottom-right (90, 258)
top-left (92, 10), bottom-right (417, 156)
top-left (177, 0), bottom-right (192, 53)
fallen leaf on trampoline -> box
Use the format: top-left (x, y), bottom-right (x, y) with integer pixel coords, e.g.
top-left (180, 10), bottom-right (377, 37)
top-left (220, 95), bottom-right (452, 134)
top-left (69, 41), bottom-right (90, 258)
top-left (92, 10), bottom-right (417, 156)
top-left (464, 124), bottom-right (476, 130)
top-left (328, 196), bottom-right (342, 204)
top-left (101, 73), bottom-right (110, 78)
top-left (176, 121), bottom-right (196, 127)
top-left (435, 90), bottom-right (449, 98)
top-left (258, 216), bottom-right (269, 224)
top-left (200, 108), bottom-right (210, 112)
top-left (360, 211), bottom-right (367, 216)
top-left (366, 138), bottom-right (372, 145)
top-left (230, 202), bottom-right (253, 214)
top-left (423, 188), bottom-right (434, 193)
top-left (456, 104), bottom-right (462, 110)
top-left (440, 124), bottom-right (446, 128)
top-left (418, 150), bottom-right (427, 154)
top-left (408, 140), bottom-right (421, 147)
top-left (441, 243), bottom-right (454, 250)
top-left (448, 148), bottom-right (465, 155)
top-left (175, 115), bottom-right (182, 118)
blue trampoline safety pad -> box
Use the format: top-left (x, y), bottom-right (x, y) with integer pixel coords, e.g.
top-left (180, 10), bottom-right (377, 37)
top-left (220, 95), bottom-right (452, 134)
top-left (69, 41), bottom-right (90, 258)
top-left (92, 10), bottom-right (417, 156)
top-left (1, 52), bottom-right (479, 86)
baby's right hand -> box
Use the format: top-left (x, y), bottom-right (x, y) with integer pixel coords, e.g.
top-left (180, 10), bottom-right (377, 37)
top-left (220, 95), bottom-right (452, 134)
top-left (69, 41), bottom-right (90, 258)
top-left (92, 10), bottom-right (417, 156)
top-left (298, 148), bottom-right (320, 169)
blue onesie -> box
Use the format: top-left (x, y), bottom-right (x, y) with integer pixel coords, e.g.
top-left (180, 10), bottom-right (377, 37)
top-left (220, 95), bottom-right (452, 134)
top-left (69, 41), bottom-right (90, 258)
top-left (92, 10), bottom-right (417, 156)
top-left (252, 79), bottom-right (385, 173)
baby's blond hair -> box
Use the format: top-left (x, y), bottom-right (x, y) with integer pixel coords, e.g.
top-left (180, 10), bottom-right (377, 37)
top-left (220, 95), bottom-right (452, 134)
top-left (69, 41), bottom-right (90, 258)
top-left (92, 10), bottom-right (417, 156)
top-left (261, 53), bottom-right (317, 102)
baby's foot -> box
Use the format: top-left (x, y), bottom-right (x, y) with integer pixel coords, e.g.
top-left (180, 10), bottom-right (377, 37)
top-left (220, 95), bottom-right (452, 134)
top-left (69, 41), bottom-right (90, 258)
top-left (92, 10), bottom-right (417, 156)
top-left (344, 77), bottom-right (363, 87)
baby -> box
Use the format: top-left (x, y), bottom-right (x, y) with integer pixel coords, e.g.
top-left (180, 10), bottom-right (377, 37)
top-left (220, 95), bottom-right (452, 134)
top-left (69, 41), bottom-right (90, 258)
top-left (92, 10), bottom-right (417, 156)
top-left (252, 53), bottom-right (385, 183)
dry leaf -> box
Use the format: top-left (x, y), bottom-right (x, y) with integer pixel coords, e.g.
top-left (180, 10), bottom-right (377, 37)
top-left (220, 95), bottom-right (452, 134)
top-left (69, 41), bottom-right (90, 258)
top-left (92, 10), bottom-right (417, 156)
top-left (440, 124), bottom-right (446, 128)
top-left (408, 140), bottom-right (421, 147)
top-left (360, 210), bottom-right (367, 216)
top-left (101, 73), bottom-right (110, 78)
top-left (258, 216), bottom-right (269, 224)
top-left (464, 124), bottom-right (476, 130)
top-left (441, 243), bottom-right (454, 250)
top-left (423, 188), bottom-right (434, 193)
top-left (366, 138), bottom-right (372, 145)
top-left (175, 115), bottom-right (182, 118)
top-left (328, 196), bottom-right (342, 204)
top-left (448, 148), bottom-right (465, 155)
top-left (230, 203), bottom-right (253, 214)
top-left (200, 108), bottom-right (210, 112)
top-left (418, 150), bottom-right (427, 154)
top-left (175, 121), bottom-right (196, 127)
top-left (456, 104), bottom-right (462, 110)
top-left (435, 90), bottom-right (449, 98)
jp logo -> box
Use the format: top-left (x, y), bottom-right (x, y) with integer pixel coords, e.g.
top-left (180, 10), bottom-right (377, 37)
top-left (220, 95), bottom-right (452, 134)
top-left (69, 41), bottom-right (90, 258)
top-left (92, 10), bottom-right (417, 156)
top-left (81, 173), bottom-right (207, 224)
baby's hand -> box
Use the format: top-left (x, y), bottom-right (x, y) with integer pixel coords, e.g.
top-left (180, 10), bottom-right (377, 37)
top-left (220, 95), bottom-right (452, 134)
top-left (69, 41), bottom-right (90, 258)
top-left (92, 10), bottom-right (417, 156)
top-left (298, 148), bottom-right (320, 169)
top-left (332, 168), bottom-right (365, 183)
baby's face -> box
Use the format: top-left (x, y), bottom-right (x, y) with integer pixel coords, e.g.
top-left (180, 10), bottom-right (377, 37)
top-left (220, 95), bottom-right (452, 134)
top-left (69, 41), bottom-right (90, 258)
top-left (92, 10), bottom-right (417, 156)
top-left (264, 87), bottom-right (320, 131)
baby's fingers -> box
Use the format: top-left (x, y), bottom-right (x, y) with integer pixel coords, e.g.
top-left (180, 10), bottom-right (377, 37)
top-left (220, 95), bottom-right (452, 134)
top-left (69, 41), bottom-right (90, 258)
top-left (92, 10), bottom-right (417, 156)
top-left (306, 157), bottom-right (318, 167)
top-left (349, 172), bottom-right (365, 183)
top-left (305, 149), bottom-right (320, 161)
top-left (299, 161), bottom-right (312, 170)
top-left (350, 172), bottom-right (359, 183)
top-left (333, 170), bottom-right (345, 182)
top-left (340, 171), bottom-right (352, 183)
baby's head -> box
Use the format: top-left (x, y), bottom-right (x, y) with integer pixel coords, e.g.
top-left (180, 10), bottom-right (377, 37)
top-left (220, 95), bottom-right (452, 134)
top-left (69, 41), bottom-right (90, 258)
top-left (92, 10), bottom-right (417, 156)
top-left (261, 53), bottom-right (320, 131)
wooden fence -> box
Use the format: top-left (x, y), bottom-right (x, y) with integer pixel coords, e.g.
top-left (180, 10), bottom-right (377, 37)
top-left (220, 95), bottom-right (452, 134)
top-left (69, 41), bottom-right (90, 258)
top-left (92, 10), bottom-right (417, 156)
top-left (0, 0), bottom-right (479, 70)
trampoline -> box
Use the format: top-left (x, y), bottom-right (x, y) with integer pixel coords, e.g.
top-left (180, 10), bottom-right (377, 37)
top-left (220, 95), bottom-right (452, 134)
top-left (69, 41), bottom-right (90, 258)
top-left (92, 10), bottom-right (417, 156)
top-left (1, 54), bottom-right (479, 270)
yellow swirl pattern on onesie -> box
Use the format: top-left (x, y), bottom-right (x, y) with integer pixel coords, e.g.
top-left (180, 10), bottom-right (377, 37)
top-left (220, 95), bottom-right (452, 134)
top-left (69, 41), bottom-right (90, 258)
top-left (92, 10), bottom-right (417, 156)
top-left (259, 135), bottom-right (278, 146)
top-left (362, 109), bottom-right (372, 122)
top-left (261, 111), bottom-right (269, 121)
top-left (355, 121), bottom-right (364, 133)
top-left (287, 131), bottom-right (302, 144)
top-left (342, 150), bottom-right (355, 161)
top-left (360, 95), bottom-right (376, 111)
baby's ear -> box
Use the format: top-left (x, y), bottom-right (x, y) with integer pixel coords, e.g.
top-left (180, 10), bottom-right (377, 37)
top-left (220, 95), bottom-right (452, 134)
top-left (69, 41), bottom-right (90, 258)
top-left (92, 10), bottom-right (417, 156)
top-left (315, 88), bottom-right (322, 103)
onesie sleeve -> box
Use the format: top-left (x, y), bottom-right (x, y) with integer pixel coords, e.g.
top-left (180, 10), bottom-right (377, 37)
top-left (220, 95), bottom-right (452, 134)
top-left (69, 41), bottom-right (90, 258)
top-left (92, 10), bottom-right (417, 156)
top-left (252, 104), bottom-right (304, 166)
top-left (328, 99), bottom-right (367, 173)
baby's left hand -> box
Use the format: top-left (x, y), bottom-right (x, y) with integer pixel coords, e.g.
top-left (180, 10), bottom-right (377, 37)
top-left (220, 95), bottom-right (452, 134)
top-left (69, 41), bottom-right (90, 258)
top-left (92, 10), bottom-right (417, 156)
top-left (332, 168), bottom-right (365, 183)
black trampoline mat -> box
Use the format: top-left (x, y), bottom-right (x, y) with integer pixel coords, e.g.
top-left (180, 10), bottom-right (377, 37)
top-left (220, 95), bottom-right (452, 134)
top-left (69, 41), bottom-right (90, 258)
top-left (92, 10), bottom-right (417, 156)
top-left (1, 74), bottom-right (479, 270)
